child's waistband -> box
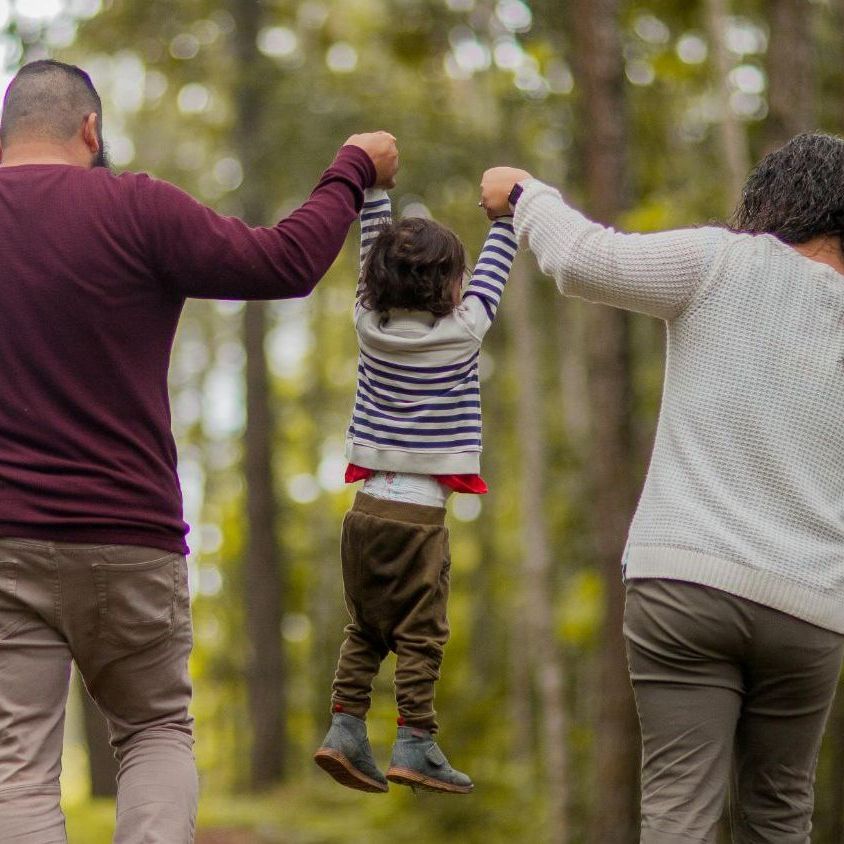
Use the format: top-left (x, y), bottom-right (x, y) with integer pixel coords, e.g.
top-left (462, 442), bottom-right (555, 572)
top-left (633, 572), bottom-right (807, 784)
top-left (351, 492), bottom-right (446, 526)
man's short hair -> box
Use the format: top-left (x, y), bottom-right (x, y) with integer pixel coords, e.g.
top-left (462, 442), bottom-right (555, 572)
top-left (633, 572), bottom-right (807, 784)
top-left (0, 60), bottom-right (102, 145)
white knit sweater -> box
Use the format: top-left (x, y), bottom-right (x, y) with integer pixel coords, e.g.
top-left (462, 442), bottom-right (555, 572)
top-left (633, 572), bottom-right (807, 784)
top-left (515, 179), bottom-right (844, 633)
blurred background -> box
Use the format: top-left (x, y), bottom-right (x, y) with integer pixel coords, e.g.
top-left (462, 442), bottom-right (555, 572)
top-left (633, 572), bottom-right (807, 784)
top-left (2, 0), bottom-right (843, 841)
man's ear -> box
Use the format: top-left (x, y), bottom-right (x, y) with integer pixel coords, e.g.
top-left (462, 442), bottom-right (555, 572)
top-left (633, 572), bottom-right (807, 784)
top-left (81, 113), bottom-right (100, 156)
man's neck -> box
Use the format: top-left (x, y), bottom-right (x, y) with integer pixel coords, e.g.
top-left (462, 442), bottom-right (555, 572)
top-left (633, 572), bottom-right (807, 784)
top-left (792, 235), bottom-right (844, 277)
top-left (0, 139), bottom-right (88, 168)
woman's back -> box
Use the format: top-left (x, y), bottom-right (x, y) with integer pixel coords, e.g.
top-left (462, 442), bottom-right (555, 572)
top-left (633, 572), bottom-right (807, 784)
top-left (485, 130), bottom-right (844, 844)
top-left (628, 230), bottom-right (844, 628)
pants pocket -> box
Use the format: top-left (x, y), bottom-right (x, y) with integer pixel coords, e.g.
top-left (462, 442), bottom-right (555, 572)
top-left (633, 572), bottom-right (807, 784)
top-left (93, 552), bottom-right (180, 650)
top-left (0, 561), bottom-right (26, 641)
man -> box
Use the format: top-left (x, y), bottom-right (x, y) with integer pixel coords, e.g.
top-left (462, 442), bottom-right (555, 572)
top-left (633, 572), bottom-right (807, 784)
top-left (0, 59), bottom-right (398, 843)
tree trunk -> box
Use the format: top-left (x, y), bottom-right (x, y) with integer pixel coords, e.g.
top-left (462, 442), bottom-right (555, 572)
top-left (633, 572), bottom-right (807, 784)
top-left (242, 299), bottom-right (287, 789)
top-left (557, 296), bottom-right (589, 446)
top-left (305, 293), bottom-right (346, 749)
top-left (508, 257), bottom-right (569, 843)
top-left (584, 304), bottom-right (638, 844)
top-left (231, 0), bottom-right (287, 789)
top-left (508, 614), bottom-right (534, 766)
top-left (704, 0), bottom-right (750, 211)
top-left (569, 1), bottom-right (640, 841)
top-left (763, 0), bottom-right (815, 152)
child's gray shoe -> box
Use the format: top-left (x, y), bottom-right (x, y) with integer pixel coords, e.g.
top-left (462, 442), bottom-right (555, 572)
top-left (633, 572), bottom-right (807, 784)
top-left (386, 726), bottom-right (473, 794)
top-left (313, 712), bottom-right (388, 793)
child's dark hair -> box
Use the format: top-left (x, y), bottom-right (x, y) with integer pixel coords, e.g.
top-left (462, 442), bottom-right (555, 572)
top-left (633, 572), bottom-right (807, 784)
top-left (360, 218), bottom-right (466, 316)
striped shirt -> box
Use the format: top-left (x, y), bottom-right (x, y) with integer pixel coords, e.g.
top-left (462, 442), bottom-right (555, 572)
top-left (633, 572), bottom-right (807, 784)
top-left (345, 189), bottom-right (517, 475)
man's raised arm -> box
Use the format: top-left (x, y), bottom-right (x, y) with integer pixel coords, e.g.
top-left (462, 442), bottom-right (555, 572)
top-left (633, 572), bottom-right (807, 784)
top-left (142, 132), bottom-right (398, 301)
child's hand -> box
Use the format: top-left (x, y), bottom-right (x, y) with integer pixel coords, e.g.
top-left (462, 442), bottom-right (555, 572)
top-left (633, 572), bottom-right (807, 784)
top-left (344, 131), bottom-right (399, 189)
top-left (480, 167), bottom-right (532, 219)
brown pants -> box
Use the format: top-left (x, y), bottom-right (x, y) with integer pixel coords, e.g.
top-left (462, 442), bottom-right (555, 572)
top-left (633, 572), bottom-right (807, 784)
top-left (625, 578), bottom-right (844, 844)
top-left (331, 492), bottom-right (451, 733)
top-left (0, 538), bottom-right (197, 843)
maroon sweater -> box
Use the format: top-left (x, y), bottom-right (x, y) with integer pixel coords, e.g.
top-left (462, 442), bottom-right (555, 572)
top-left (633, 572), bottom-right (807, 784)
top-left (0, 145), bottom-right (374, 554)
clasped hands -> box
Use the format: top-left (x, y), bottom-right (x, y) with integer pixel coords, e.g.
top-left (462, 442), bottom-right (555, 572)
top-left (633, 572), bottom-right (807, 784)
top-left (344, 132), bottom-right (531, 218)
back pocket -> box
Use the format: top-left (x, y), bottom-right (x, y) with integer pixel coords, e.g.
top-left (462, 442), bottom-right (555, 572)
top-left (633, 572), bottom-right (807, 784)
top-left (93, 553), bottom-right (179, 649)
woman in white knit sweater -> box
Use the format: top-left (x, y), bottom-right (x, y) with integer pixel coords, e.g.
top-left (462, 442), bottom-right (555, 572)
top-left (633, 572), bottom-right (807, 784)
top-left (481, 134), bottom-right (844, 844)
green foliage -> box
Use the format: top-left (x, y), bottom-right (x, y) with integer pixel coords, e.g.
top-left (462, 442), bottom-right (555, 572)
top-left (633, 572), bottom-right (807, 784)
top-left (5, 0), bottom-right (844, 839)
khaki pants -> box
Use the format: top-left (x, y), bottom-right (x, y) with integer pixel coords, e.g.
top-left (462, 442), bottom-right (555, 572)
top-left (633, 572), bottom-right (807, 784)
top-left (331, 493), bottom-right (451, 733)
top-left (0, 539), bottom-right (197, 843)
top-left (625, 578), bottom-right (844, 844)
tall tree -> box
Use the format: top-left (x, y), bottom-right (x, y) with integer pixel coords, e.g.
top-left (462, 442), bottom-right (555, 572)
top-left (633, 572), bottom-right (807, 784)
top-left (304, 291), bottom-right (350, 749)
top-left (569, 1), bottom-right (640, 841)
top-left (507, 257), bottom-right (569, 843)
top-left (558, 298), bottom-right (590, 446)
top-left (230, 0), bottom-right (288, 789)
top-left (705, 0), bottom-right (750, 209)
top-left (764, 0), bottom-right (815, 151)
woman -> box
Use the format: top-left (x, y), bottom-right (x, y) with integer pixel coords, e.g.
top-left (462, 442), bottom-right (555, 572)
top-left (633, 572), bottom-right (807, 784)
top-left (481, 133), bottom-right (844, 844)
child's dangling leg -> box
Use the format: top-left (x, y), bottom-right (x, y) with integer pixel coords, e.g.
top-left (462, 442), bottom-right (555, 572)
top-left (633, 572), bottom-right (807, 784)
top-left (313, 708), bottom-right (387, 793)
top-left (384, 521), bottom-right (473, 794)
top-left (314, 510), bottom-right (390, 793)
top-left (314, 625), bottom-right (389, 792)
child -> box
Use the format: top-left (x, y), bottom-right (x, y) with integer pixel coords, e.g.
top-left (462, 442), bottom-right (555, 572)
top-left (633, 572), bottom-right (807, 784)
top-left (313, 186), bottom-right (517, 794)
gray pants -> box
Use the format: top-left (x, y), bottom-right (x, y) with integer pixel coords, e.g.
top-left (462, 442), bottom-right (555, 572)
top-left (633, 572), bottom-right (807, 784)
top-left (0, 538), bottom-right (197, 843)
top-left (625, 578), bottom-right (844, 844)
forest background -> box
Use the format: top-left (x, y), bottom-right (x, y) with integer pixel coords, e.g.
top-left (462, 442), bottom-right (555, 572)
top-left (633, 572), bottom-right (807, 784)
top-left (1, 0), bottom-right (842, 842)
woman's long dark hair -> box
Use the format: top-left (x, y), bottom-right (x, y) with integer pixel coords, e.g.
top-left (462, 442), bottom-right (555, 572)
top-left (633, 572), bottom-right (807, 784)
top-left (731, 132), bottom-right (844, 250)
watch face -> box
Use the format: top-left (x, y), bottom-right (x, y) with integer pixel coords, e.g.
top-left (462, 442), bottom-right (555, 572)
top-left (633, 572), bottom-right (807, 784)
top-left (508, 183), bottom-right (524, 207)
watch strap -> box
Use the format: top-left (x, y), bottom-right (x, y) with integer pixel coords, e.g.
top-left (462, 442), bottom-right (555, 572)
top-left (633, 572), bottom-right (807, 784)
top-left (508, 182), bottom-right (524, 211)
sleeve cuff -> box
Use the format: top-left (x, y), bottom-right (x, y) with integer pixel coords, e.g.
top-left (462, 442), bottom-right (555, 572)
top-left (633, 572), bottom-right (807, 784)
top-left (364, 187), bottom-right (390, 204)
top-left (336, 144), bottom-right (378, 189)
top-left (513, 178), bottom-right (561, 238)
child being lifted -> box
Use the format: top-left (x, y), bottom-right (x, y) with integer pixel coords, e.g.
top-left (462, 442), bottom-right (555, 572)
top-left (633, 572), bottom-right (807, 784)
top-left (314, 180), bottom-right (518, 794)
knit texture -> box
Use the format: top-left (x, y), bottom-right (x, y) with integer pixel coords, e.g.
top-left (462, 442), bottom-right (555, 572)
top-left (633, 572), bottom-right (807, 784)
top-left (346, 190), bottom-right (517, 474)
top-left (515, 179), bottom-right (844, 633)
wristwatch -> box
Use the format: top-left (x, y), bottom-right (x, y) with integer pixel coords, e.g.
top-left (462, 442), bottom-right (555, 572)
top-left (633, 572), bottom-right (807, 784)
top-left (508, 182), bottom-right (524, 212)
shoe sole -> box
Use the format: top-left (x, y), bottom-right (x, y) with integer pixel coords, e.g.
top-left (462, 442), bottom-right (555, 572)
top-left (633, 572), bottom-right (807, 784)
top-left (313, 748), bottom-right (389, 793)
top-left (386, 766), bottom-right (474, 794)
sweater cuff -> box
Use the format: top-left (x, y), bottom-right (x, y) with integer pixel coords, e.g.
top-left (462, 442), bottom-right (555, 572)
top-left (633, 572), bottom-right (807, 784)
top-left (512, 178), bottom-right (561, 240)
top-left (364, 187), bottom-right (390, 204)
top-left (336, 144), bottom-right (377, 189)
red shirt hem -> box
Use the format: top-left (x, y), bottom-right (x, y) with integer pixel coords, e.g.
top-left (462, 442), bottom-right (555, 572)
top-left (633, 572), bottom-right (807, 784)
top-left (345, 464), bottom-right (488, 494)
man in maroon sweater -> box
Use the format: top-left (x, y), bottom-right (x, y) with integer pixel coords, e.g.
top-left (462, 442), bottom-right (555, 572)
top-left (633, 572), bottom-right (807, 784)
top-left (0, 59), bottom-right (398, 842)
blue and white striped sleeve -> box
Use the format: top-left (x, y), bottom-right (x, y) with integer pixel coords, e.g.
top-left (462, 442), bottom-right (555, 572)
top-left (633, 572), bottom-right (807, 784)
top-left (463, 217), bottom-right (518, 324)
top-left (356, 188), bottom-right (392, 303)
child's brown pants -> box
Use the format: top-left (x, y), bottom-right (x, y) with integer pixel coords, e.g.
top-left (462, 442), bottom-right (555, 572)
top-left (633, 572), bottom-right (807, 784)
top-left (331, 492), bottom-right (451, 733)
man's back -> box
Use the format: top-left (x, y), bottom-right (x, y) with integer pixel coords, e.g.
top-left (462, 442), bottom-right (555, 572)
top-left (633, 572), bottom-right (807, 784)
top-left (0, 143), bottom-right (376, 553)
top-left (0, 164), bottom-right (187, 550)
